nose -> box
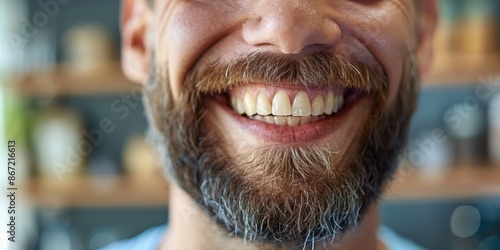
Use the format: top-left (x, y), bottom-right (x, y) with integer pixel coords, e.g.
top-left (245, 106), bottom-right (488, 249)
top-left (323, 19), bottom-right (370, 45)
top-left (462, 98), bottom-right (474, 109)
top-left (242, 1), bottom-right (341, 54)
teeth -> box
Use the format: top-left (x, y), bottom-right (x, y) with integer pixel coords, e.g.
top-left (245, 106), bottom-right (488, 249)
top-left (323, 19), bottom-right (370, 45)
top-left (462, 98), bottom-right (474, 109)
top-left (253, 115), bottom-right (265, 122)
top-left (256, 92), bottom-right (272, 115)
top-left (311, 95), bottom-right (324, 116)
top-left (230, 95), bottom-right (244, 114)
top-left (334, 95), bottom-right (344, 113)
top-left (231, 90), bottom-right (345, 120)
top-left (264, 115), bottom-right (275, 124)
top-left (334, 95), bottom-right (339, 113)
top-left (292, 91), bottom-right (312, 116)
top-left (249, 115), bottom-right (307, 126)
top-left (287, 117), bottom-right (300, 126)
top-left (324, 91), bottom-right (334, 115)
top-left (243, 93), bottom-right (256, 115)
top-left (299, 116), bottom-right (312, 125)
top-left (272, 90), bottom-right (292, 116)
top-left (275, 116), bottom-right (287, 126)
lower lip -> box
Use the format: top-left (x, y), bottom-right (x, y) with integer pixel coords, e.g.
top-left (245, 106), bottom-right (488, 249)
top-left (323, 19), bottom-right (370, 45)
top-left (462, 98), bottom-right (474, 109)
top-left (209, 91), bottom-right (369, 144)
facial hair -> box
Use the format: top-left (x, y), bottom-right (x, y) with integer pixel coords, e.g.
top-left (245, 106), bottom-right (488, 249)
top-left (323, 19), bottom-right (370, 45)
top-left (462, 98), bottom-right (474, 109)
top-left (143, 51), bottom-right (418, 248)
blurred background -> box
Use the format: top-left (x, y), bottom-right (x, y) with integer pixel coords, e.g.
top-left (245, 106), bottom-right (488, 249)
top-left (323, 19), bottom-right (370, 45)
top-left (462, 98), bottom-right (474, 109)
top-left (0, 0), bottom-right (499, 249)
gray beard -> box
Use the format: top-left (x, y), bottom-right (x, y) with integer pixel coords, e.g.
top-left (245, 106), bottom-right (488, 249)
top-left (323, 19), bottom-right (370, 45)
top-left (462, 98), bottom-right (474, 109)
top-left (143, 52), bottom-right (418, 248)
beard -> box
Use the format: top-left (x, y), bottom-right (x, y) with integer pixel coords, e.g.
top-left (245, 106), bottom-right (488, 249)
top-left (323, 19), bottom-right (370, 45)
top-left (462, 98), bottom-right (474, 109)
top-left (143, 51), bottom-right (418, 247)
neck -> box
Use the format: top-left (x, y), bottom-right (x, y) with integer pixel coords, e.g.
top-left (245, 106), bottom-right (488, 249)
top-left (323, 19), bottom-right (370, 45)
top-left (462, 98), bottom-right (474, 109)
top-left (160, 185), bottom-right (380, 250)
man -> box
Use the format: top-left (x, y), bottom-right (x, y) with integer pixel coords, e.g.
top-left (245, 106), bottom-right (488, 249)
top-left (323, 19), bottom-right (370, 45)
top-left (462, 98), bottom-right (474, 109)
top-left (106, 0), bottom-right (437, 249)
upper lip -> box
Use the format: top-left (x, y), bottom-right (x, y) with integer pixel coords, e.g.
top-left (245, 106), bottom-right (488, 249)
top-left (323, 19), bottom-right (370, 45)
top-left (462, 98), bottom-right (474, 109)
top-left (192, 51), bottom-right (387, 97)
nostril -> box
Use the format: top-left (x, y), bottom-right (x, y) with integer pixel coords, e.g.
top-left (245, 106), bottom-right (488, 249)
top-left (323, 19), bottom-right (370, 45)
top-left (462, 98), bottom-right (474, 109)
top-left (241, 6), bottom-right (341, 55)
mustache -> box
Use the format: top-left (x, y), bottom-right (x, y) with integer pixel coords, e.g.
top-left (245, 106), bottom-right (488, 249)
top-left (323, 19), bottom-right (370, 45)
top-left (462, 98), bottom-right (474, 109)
top-left (188, 51), bottom-right (388, 96)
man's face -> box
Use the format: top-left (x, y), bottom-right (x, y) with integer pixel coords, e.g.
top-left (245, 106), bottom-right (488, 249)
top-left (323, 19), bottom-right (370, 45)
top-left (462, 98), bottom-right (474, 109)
top-left (122, 0), bottom-right (435, 247)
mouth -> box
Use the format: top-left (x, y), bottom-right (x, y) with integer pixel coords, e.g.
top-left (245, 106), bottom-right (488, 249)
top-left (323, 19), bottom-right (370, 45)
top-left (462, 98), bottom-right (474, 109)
top-left (229, 85), bottom-right (355, 125)
top-left (207, 84), bottom-right (371, 144)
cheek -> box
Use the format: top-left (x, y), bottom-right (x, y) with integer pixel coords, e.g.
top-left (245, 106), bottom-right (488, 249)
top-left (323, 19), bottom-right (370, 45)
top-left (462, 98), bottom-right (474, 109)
top-left (158, 3), bottom-right (211, 98)
top-left (155, 2), bottom-right (245, 99)
top-left (349, 6), bottom-right (414, 106)
top-left (382, 22), bottom-right (415, 106)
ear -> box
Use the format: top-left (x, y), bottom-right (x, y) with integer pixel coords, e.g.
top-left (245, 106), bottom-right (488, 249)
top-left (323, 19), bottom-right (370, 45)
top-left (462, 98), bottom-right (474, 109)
top-left (415, 0), bottom-right (438, 76)
top-left (121, 0), bottom-right (152, 84)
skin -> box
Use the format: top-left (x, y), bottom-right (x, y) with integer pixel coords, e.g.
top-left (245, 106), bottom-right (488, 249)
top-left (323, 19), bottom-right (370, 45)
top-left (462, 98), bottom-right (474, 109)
top-left (121, 0), bottom-right (437, 249)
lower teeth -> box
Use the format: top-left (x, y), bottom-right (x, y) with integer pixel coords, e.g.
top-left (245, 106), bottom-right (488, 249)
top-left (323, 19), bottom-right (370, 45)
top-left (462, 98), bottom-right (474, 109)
top-left (249, 115), bottom-right (325, 126)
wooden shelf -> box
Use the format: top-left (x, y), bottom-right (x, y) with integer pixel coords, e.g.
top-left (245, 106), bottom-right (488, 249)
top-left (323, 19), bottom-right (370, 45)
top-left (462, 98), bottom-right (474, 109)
top-left (10, 62), bottom-right (138, 97)
top-left (20, 165), bottom-right (500, 208)
top-left (422, 54), bottom-right (500, 86)
top-left (384, 165), bottom-right (500, 201)
top-left (20, 175), bottom-right (169, 208)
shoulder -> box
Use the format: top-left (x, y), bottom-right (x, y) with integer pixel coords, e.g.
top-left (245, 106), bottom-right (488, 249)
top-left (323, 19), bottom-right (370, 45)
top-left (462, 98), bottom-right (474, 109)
top-left (379, 225), bottom-right (427, 250)
top-left (98, 224), bottom-right (167, 250)
top-left (100, 224), bottom-right (423, 250)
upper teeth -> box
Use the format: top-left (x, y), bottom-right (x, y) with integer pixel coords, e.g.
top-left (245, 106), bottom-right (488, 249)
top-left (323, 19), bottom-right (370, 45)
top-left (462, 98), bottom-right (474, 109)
top-left (231, 90), bottom-right (344, 117)
top-left (256, 92), bottom-right (272, 115)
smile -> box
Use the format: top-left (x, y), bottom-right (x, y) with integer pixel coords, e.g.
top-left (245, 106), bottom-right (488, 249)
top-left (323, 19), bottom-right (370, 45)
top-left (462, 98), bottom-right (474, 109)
top-left (208, 83), bottom-right (370, 144)
top-left (228, 84), bottom-right (352, 126)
